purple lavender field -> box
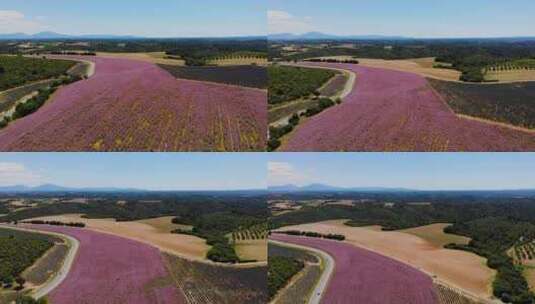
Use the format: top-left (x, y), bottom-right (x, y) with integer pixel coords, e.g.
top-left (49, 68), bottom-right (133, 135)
top-left (26, 225), bottom-right (186, 304)
top-left (0, 56), bottom-right (266, 152)
top-left (282, 62), bottom-right (535, 151)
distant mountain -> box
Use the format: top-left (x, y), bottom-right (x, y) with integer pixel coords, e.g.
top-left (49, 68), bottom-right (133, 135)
top-left (0, 32), bottom-right (267, 41)
top-left (0, 184), bottom-right (145, 193)
top-left (268, 184), bottom-right (413, 192)
top-left (268, 32), bottom-right (535, 42)
top-left (268, 32), bottom-right (409, 41)
top-left (0, 31), bottom-right (143, 40)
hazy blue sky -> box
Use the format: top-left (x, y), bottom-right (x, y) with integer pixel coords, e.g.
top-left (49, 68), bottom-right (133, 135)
top-left (0, 0), bottom-right (266, 37)
top-left (0, 153), bottom-right (267, 190)
top-left (269, 153), bottom-right (535, 190)
top-left (269, 0), bottom-right (535, 38)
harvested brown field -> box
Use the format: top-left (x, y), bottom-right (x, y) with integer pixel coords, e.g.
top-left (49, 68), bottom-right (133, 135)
top-left (277, 220), bottom-right (495, 299)
top-left (485, 70), bottom-right (535, 82)
top-left (235, 240), bottom-right (267, 261)
top-left (96, 52), bottom-right (185, 66)
top-left (136, 216), bottom-right (192, 233)
top-left (401, 223), bottom-right (471, 248)
top-left (356, 57), bottom-right (461, 81)
top-left (30, 214), bottom-right (209, 260)
top-left (524, 267), bottom-right (535, 292)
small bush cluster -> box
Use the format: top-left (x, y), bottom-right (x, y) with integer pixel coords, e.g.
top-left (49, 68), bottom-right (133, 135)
top-left (50, 51), bottom-right (96, 56)
top-left (275, 230), bottom-right (346, 241)
top-left (22, 220), bottom-right (86, 228)
top-left (307, 58), bottom-right (359, 64)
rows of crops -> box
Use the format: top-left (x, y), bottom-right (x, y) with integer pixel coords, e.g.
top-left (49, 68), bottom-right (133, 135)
top-left (22, 243), bottom-right (68, 285)
top-left (435, 283), bottom-right (483, 304)
top-left (159, 64), bottom-right (267, 89)
top-left (231, 223), bottom-right (267, 241)
top-left (0, 56), bottom-right (266, 151)
top-left (282, 62), bottom-right (535, 151)
top-left (487, 59), bottom-right (535, 71)
top-left (513, 242), bottom-right (535, 263)
top-left (429, 78), bottom-right (535, 130)
top-left (163, 253), bottom-right (267, 304)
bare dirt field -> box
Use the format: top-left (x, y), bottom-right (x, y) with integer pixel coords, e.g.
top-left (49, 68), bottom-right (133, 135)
top-left (136, 216), bottom-right (192, 233)
top-left (29, 214), bottom-right (209, 260)
top-left (400, 223), bottom-right (471, 248)
top-left (235, 240), bottom-right (267, 262)
top-left (277, 220), bottom-right (495, 299)
top-left (485, 70), bottom-right (535, 82)
top-left (315, 56), bottom-right (461, 81)
top-left (96, 52), bottom-right (185, 66)
top-left (356, 57), bottom-right (461, 81)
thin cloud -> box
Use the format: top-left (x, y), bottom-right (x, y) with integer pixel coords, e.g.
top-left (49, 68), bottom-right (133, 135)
top-left (0, 10), bottom-right (46, 34)
top-left (268, 161), bottom-right (310, 186)
top-left (268, 10), bottom-right (314, 34)
top-left (0, 162), bottom-right (42, 186)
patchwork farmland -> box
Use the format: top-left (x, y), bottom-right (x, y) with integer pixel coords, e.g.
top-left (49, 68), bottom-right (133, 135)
top-left (0, 55), bottom-right (266, 151)
top-left (280, 62), bottom-right (535, 151)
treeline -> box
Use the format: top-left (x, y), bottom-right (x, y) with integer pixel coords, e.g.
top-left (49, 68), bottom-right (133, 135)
top-left (21, 220), bottom-right (86, 228)
top-left (0, 228), bottom-right (54, 289)
top-left (271, 40), bottom-right (535, 82)
top-left (165, 39), bottom-right (267, 66)
top-left (273, 230), bottom-right (345, 241)
top-left (306, 58), bottom-right (359, 64)
top-left (268, 256), bottom-right (304, 299)
top-left (171, 212), bottom-right (266, 263)
top-left (1, 74), bottom-right (83, 130)
top-left (268, 65), bottom-right (335, 104)
top-left (49, 51), bottom-right (96, 56)
top-left (445, 218), bottom-right (535, 303)
top-left (0, 193), bottom-right (267, 223)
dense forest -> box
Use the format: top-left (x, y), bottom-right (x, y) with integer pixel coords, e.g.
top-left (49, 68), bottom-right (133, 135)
top-left (270, 191), bottom-right (535, 303)
top-left (268, 65), bottom-right (335, 104)
top-left (172, 211), bottom-right (266, 263)
top-left (0, 228), bottom-right (56, 287)
top-left (270, 39), bottom-right (535, 82)
top-left (0, 56), bottom-right (75, 91)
